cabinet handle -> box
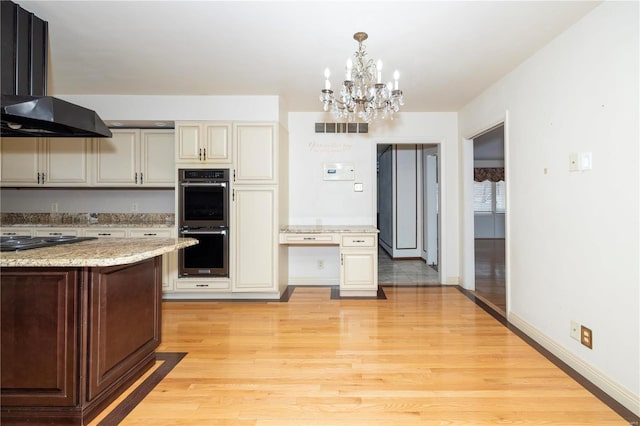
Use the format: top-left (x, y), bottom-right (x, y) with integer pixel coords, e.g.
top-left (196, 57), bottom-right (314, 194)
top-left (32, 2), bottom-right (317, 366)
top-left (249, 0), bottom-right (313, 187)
top-left (135, 172), bottom-right (138, 184)
top-left (303, 237), bottom-right (316, 240)
top-left (195, 284), bottom-right (209, 287)
top-left (37, 172), bottom-right (40, 184)
top-left (49, 232), bottom-right (62, 236)
top-left (232, 189), bottom-right (235, 201)
top-left (341, 254), bottom-right (344, 266)
top-left (199, 148), bottom-right (202, 161)
top-left (203, 148), bottom-right (206, 160)
top-left (41, 172), bottom-right (45, 183)
top-left (233, 169), bottom-right (236, 182)
top-left (143, 233), bottom-right (157, 236)
top-left (353, 239), bottom-right (365, 243)
top-left (4, 232), bottom-right (17, 236)
top-left (140, 173), bottom-right (144, 184)
top-left (98, 233), bottom-right (111, 236)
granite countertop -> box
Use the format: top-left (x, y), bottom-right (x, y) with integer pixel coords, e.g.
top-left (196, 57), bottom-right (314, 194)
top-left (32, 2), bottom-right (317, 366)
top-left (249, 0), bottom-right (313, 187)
top-left (280, 225), bottom-right (379, 234)
top-left (0, 238), bottom-right (197, 268)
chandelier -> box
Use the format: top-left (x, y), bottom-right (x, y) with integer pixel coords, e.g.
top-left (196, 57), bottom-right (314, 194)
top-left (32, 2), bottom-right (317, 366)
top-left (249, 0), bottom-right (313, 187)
top-left (320, 32), bottom-right (404, 123)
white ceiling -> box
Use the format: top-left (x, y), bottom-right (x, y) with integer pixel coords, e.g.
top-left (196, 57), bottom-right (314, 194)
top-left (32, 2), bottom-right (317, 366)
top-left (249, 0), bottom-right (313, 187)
top-left (19, 0), bottom-right (600, 112)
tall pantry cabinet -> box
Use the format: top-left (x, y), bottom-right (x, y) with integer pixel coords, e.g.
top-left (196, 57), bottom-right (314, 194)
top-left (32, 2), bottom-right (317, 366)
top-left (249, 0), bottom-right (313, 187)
top-left (231, 123), bottom-right (288, 295)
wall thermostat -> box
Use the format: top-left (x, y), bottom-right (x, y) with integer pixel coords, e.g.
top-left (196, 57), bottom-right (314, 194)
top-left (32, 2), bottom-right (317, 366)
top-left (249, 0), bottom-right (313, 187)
top-left (323, 163), bottom-right (355, 180)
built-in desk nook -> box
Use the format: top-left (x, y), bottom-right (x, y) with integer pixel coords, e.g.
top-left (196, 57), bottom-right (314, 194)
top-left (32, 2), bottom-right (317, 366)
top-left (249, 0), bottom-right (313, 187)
top-left (279, 226), bottom-right (379, 297)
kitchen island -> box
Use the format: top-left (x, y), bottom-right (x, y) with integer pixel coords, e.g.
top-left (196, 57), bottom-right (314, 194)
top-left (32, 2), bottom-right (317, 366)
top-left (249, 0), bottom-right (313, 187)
top-left (0, 238), bottom-right (196, 425)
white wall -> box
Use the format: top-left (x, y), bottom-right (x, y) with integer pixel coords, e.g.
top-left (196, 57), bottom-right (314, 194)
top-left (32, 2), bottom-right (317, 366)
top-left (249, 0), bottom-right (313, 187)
top-left (58, 95), bottom-right (280, 122)
top-left (459, 1), bottom-right (639, 414)
top-left (286, 112), bottom-right (459, 285)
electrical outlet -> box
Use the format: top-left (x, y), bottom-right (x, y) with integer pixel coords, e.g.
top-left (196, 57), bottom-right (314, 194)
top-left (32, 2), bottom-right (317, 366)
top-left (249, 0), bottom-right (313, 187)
top-left (317, 260), bottom-right (324, 270)
top-left (570, 320), bottom-right (580, 341)
top-left (131, 202), bottom-right (138, 212)
top-left (51, 202), bottom-right (59, 212)
top-left (580, 325), bottom-right (593, 349)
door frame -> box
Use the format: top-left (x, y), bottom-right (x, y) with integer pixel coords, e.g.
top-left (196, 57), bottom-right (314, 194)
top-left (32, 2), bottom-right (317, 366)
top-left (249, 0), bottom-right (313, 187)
top-left (461, 111), bottom-right (510, 313)
top-left (373, 139), bottom-right (444, 284)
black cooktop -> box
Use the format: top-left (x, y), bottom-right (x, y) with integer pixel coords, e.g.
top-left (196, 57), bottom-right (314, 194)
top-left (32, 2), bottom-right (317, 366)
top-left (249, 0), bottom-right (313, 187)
top-left (0, 235), bottom-right (98, 252)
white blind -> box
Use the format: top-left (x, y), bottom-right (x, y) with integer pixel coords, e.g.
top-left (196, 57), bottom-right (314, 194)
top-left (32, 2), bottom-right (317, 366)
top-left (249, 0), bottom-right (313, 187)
top-left (473, 181), bottom-right (493, 212)
top-left (474, 180), bottom-right (506, 212)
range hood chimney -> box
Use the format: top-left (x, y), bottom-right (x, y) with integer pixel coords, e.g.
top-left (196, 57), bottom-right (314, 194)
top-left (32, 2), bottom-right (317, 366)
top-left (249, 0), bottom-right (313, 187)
top-left (0, 0), bottom-right (111, 138)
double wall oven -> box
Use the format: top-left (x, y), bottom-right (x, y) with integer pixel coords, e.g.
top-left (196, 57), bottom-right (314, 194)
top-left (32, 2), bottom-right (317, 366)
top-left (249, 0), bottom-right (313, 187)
top-left (178, 169), bottom-right (229, 277)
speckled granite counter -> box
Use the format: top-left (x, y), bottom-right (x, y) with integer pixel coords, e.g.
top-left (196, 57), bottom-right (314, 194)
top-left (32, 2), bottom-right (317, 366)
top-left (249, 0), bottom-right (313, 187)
top-left (280, 225), bottom-right (379, 233)
top-left (0, 237), bottom-right (196, 267)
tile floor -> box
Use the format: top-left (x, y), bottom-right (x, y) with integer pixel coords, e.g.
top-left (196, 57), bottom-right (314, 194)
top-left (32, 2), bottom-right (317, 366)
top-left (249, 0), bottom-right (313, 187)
top-left (378, 247), bottom-right (440, 284)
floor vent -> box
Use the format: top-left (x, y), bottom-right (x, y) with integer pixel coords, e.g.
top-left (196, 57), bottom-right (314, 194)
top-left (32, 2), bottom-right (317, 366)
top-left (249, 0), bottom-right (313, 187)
top-left (315, 122), bottom-right (368, 134)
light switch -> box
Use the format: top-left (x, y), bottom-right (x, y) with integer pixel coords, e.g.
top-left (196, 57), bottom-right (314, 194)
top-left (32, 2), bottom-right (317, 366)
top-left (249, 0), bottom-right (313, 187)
top-left (580, 152), bottom-right (592, 170)
top-left (354, 183), bottom-right (363, 192)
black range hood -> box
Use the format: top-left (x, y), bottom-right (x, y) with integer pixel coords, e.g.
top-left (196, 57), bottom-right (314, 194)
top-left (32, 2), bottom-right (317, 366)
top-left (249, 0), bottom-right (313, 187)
top-left (0, 1), bottom-right (112, 138)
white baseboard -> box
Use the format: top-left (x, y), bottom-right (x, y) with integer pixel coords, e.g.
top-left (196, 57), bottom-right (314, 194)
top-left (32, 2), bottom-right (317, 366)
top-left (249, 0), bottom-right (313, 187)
top-left (509, 312), bottom-right (640, 417)
top-left (287, 277), bottom-right (340, 286)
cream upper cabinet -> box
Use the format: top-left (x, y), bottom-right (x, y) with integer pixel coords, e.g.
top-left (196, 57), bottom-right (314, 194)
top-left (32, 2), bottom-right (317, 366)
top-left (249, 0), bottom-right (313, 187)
top-left (42, 138), bottom-right (90, 186)
top-left (175, 121), bottom-right (231, 164)
top-left (232, 185), bottom-right (278, 292)
top-left (0, 137), bottom-right (40, 185)
top-left (0, 137), bottom-right (90, 186)
top-left (140, 129), bottom-right (175, 186)
top-left (94, 129), bottom-right (174, 187)
top-left (233, 123), bottom-right (277, 184)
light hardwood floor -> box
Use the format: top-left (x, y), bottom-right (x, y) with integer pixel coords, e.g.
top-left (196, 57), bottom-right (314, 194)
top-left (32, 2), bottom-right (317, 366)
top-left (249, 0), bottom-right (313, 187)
top-left (94, 286), bottom-right (629, 425)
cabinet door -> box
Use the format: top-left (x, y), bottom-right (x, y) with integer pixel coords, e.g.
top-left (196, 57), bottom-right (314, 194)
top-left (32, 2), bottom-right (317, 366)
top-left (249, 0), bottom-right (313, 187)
top-left (175, 122), bottom-right (202, 163)
top-left (0, 268), bottom-right (79, 407)
top-left (0, 137), bottom-right (40, 185)
top-left (94, 129), bottom-right (139, 186)
top-left (43, 138), bottom-right (90, 186)
top-left (233, 123), bottom-right (277, 184)
top-left (340, 249), bottom-right (378, 290)
top-left (232, 186), bottom-right (278, 292)
top-left (203, 123), bottom-right (231, 163)
top-left (140, 129), bottom-right (175, 186)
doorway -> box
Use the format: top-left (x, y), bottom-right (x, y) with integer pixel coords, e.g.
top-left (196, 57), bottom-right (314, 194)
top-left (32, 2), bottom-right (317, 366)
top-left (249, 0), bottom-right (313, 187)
top-left (471, 125), bottom-right (506, 313)
top-left (376, 143), bottom-right (440, 285)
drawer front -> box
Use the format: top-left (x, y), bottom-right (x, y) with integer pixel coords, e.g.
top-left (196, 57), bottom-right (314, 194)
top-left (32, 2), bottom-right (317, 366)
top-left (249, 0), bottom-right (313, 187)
top-left (0, 229), bottom-right (32, 237)
top-left (128, 229), bottom-right (173, 238)
top-left (33, 229), bottom-right (80, 237)
top-left (175, 279), bottom-right (231, 291)
top-left (341, 235), bottom-right (376, 248)
top-left (84, 229), bottom-right (127, 238)
top-left (280, 233), bottom-right (336, 244)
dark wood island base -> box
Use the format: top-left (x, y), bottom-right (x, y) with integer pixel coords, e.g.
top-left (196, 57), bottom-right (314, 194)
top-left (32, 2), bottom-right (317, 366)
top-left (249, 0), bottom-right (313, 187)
top-left (1, 257), bottom-right (162, 425)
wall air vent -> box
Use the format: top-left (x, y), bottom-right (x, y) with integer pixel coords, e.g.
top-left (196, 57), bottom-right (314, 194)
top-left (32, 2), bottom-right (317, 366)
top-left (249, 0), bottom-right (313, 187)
top-left (315, 122), bottom-right (368, 134)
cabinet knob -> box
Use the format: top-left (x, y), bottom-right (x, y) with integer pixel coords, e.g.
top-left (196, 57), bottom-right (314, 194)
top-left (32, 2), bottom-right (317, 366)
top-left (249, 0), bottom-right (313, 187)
top-left (140, 173), bottom-right (144, 184)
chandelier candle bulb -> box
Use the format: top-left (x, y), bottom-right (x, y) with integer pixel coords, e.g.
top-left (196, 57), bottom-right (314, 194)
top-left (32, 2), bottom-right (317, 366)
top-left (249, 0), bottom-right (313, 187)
top-left (394, 70), bottom-right (400, 90)
top-left (377, 59), bottom-right (383, 83)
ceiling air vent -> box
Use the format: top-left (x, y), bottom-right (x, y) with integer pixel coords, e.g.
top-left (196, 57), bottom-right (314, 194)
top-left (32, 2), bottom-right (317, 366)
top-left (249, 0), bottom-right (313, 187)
top-left (315, 122), bottom-right (368, 134)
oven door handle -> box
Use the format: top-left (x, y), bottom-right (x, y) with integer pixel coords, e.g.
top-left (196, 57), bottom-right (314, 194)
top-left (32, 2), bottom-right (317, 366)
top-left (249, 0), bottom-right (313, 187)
top-left (180, 229), bottom-right (227, 235)
top-left (180, 182), bottom-right (227, 187)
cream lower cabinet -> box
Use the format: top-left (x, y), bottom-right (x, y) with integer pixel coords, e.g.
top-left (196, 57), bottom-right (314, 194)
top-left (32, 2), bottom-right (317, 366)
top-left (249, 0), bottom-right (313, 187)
top-left (339, 234), bottom-right (378, 296)
top-left (0, 137), bottom-right (90, 186)
top-left (232, 185), bottom-right (278, 292)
